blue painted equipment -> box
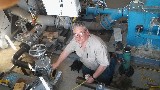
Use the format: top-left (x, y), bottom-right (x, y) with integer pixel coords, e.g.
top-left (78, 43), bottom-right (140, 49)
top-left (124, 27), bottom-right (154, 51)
top-left (82, 1), bottom-right (160, 84)
top-left (86, 6), bottom-right (128, 29)
top-left (84, 0), bottom-right (160, 68)
top-left (85, 0), bottom-right (160, 49)
top-left (127, 1), bottom-right (160, 49)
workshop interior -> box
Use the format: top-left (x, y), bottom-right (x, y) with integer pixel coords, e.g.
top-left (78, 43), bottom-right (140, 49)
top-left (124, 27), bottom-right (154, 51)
top-left (0, 0), bottom-right (160, 90)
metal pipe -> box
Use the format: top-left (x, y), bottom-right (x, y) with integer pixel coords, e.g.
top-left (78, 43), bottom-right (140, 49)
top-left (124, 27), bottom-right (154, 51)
top-left (82, 21), bottom-right (105, 31)
top-left (12, 43), bottom-right (30, 69)
top-left (86, 6), bottom-right (128, 16)
top-left (12, 25), bottom-right (46, 69)
top-left (86, 6), bottom-right (128, 29)
top-left (9, 7), bottom-right (56, 26)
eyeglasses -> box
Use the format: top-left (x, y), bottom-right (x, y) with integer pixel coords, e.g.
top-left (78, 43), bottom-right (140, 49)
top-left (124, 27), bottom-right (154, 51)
top-left (73, 31), bottom-right (85, 38)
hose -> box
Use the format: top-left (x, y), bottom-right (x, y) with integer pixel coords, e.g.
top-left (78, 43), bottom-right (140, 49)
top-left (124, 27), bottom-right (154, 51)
top-left (12, 43), bottom-right (31, 69)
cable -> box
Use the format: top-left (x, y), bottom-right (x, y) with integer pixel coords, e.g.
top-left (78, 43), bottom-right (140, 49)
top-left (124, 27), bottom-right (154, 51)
top-left (71, 79), bottom-right (87, 90)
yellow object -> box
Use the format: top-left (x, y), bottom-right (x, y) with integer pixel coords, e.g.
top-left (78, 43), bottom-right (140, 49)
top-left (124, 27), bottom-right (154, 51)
top-left (149, 86), bottom-right (160, 90)
top-left (0, 0), bottom-right (19, 10)
top-left (0, 79), bottom-right (9, 85)
top-left (72, 17), bottom-right (77, 22)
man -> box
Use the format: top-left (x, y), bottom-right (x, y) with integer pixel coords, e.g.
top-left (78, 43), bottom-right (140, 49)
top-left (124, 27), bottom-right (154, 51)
top-left (52, 22), bottom-right (116, 85)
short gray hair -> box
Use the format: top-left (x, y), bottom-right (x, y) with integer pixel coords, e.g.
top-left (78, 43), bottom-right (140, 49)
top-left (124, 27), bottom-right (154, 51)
top-left (72, 22), bottom-right (88, 31)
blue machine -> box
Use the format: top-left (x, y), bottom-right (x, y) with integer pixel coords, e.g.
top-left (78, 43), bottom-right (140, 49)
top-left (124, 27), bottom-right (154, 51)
top-left (128, 0), bottom-right (160, 49)
top-left (84, 0), bottom-right (160, 71)
top-left (85, 0), bottom-right (160, 49)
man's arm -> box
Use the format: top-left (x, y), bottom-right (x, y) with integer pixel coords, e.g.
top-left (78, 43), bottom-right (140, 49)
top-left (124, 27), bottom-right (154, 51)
top-left (93, 65), bottom-right (107, 79)
top-left (86, 65), bottom-right (107, 83)
top-left (86, 42), bottom-right (110, 83)
top-left (52, 50), bottom-right (70, 69)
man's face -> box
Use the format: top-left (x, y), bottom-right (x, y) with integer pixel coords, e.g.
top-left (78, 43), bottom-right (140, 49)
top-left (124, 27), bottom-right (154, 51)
top-left (73, 26), bottom-right (89, 45)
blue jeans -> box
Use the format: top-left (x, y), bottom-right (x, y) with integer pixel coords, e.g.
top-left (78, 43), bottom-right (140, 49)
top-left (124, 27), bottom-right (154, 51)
top-left (82, 57), bottom-right (116, 85)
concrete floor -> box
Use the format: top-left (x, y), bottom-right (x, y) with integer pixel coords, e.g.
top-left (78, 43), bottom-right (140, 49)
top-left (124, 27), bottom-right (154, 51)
top-left (55, 56), bottom-right (92, 90)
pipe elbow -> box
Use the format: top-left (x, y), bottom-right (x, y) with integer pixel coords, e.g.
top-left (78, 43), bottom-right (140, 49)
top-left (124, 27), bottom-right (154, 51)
top-left (12, 43), bottom-right (30, 68)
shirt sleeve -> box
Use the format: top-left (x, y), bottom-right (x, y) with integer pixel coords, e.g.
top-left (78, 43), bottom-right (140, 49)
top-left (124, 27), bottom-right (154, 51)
top-left (64, 39), bottom-right (76, 54)
top-left (95, 44), bottom-right (110, 66)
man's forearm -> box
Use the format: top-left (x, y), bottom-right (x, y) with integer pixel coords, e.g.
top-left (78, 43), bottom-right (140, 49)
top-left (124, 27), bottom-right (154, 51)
top-left (54, 50), bottom-right (70, 68)
top-left (92, 65), bottom-right (107, 79)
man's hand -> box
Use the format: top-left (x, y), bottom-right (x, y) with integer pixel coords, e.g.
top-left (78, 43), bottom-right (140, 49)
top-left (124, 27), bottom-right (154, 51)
top-left (86, 76), bottom-right (94, 83)
top-left (85, 74), bottom-right (94, 84)
top-left (52, 62), bottom-right (59, 70)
